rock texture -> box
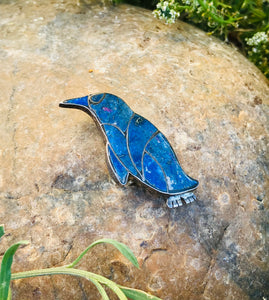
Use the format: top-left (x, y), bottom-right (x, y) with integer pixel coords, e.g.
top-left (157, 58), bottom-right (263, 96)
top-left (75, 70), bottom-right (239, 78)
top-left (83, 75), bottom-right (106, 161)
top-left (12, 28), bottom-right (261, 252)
top-left (0, 1), bottom-right (268, 299)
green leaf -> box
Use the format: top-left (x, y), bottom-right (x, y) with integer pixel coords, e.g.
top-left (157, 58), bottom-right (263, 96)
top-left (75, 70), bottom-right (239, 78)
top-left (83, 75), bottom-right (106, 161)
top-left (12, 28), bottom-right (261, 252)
top-left (67, 239), bottom-right (139, 269)
top-left (12, 267), bottom-right (128, 300)
top-left (0, 240), bottom-right (28, 300)
top-left (88, 278), bottom-right (109, 300)
top-left (120, 286), bottom-right (163, 300)
top-left (7, 287), bottom-right (11, 300)
top-left (0, 225), bottom-right (4, 239)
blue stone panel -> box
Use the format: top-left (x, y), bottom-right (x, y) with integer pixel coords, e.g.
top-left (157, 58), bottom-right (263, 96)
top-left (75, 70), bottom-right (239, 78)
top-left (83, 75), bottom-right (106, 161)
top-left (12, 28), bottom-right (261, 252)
top-left (128, 114), bottom-right (158, 172)
top-left (107, 145), bottom-right (128, 184)
top-left (103, 125), bottom-right (138, 177)
top-left (90, 93), bottom-right (104, 103)
top-left (143, 153), bottom-right (167, 192)
top-left (90, 94), bottom-right (133, 133)
top-left (146, 133), bottom-right (198, 193)
top-left (65, 96), bottom-right (88, 106)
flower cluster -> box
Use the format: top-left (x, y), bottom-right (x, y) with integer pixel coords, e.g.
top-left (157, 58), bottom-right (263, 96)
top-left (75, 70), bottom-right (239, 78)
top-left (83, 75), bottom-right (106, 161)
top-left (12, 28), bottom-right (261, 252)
top-left (153, 1), bottom-right (180, 24)
top-left (246, 31), bottom-right (268, 46)
top-left (245, 31), bottom-right (269, 76)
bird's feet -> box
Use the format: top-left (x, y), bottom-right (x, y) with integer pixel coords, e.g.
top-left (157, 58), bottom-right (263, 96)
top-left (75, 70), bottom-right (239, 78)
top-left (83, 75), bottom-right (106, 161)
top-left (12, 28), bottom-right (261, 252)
top-left (166, 192), bottom-right (196, 208)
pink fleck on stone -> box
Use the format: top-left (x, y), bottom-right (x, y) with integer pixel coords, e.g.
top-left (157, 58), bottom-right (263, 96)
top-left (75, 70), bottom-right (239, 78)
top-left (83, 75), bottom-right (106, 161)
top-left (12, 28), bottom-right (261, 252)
top-left (102, 107), bottom-right (112, 113)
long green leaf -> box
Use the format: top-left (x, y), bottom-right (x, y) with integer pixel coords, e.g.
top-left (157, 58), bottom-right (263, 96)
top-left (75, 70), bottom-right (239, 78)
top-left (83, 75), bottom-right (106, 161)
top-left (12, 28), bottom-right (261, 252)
top-left (67, 239), bottom-right (139, 269)
top-left (7, 287), bottom-right (11, 300)
top-left (0, 240), bottom-right (28, 300)
top-left (11, 267), bottom-right (128, 300)
top-left (120, 286), bottom-right (163, 300)
top-left (88, 278), bottom-right (109, 300)
top-left (0, 225), bottom-right (4, 239)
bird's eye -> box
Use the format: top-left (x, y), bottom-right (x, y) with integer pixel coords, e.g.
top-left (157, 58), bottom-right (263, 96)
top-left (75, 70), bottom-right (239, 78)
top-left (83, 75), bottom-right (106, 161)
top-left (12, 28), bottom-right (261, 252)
top-left (89, 93), bottom-right (106, 104)
top-left (135, 116), bottom-right (144, 126)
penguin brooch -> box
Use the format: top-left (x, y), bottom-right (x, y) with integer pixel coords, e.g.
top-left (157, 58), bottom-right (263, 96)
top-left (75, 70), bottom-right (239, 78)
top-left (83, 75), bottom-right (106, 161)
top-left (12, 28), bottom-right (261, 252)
top-left (60, 93), bottom-right (198, 208)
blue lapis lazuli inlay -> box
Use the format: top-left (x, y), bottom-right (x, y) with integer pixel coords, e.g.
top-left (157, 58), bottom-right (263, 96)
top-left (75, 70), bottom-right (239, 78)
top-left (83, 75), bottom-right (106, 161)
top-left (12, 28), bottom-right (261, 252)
top-left (145, 132), bottom-right (197, 193)
top-left (107, 145), bottom-right (128, 184)
top-left (90, 94), bottom-right (133, 133)
top-left (64, 96), bottom-right (88, 107)
top-left (60, 93), bottom-right (199, 199)
top-left (128, 114), bottom-right (158, 173)
top-left (103, 124), bottom-right (138, 177)
top-left (143, 153), bottom-right (167, 191)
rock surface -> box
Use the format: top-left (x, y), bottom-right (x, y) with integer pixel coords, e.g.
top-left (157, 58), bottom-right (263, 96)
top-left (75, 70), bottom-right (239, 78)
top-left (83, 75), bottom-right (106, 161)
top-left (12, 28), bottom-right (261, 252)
top-left (0, 1), bottom-right (268, 299)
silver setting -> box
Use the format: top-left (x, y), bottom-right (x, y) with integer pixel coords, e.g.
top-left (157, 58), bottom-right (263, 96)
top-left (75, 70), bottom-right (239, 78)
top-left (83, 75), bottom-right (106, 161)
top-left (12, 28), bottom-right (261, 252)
top-left (166, 195), bottom-right (183, 208)
top-left (166, 192), bottom-right (196, 208)
top-left (181, 192), bottom-right (196, 203)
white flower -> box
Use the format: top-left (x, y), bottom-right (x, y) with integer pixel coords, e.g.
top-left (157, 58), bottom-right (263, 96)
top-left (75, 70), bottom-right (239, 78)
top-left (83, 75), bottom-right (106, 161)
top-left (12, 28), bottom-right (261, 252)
top-left (246, 32), bottom-right (268, 46)
top-left (153, 0), bottom-right (180, 23)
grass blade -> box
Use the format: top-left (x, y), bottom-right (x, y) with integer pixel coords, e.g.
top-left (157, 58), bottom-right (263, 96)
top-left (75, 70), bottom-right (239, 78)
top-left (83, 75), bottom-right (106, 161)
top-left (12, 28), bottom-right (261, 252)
top-left (12, 267), bottom-right (128, 300)
top-left (67, 239), bottom-right (139, 269)
top-left (7, 287), bottom-right (11, 300)
top-left (0, 240), bottom-right (28, 300)
top-left (89, 278), bottom-right (109, 300)
top-left (120, 286), bottom-right (163, 300)
top-left (0, 225), bottom-right (4, 239)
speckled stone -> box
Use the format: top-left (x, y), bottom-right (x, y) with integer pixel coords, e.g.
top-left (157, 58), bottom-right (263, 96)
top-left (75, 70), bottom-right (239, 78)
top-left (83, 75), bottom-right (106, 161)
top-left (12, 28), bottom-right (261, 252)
top-left (0, 1), bottom-right (268, 299)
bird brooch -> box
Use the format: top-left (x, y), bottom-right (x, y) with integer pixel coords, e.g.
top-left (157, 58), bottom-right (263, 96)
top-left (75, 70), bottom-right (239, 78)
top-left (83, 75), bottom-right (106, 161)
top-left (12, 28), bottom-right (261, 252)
top-left (60, 93), bottom-right (199, 208)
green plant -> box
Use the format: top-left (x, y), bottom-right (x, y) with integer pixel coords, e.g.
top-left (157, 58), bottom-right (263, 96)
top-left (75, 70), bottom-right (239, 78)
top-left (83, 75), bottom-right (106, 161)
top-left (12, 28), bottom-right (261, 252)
top-left (0, 225), bottom-right (161, 300)
top-left (246, 31), bottom-right (269, 77)
top-left (153, 0), bottom-right (269, 78)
